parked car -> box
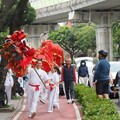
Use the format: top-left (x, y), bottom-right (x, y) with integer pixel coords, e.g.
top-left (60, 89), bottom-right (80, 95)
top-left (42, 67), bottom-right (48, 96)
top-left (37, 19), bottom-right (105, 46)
top-left (109, 61), bottom-right (120, 99)
top-left (109, 61), bottom-right (120, 80)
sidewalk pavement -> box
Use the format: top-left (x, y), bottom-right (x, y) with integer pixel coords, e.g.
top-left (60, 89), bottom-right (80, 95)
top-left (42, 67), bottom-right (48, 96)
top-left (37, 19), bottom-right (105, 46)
top-left (10, 96), bottom-right (82, 120)
top-left (0, 96), bottom-right (24, 120)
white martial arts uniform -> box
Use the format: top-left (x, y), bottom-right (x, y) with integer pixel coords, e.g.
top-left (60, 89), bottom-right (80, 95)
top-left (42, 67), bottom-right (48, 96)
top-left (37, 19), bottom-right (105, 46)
top-left (39, 82), bottom-right (48, 104)
top-left (48, 71), bottom-right (59, 112)
top-left (18, 77), bottom-right (24, 88)
top-left (27, 68), bottom-right (49, 116)
top-left (4, 69), bottom-right (14, 105)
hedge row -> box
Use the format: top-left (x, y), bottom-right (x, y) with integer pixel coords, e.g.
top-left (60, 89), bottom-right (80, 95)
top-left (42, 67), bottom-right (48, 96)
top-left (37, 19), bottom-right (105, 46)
top-left (74, 85), bottom-right (120, 120)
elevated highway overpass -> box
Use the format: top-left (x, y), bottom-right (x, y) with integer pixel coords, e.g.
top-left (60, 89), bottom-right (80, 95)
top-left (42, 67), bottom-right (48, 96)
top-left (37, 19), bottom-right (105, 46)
top-left (25, 0), bottom-right (120, 60)
top-left (31, 0), bottom-right (120, 23)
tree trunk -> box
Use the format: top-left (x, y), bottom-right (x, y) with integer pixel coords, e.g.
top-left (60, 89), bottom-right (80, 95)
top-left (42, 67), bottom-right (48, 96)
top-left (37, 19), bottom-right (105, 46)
top-left (9, 0), bottom-right (29, 34)
top-left (69, 53), bottom-right (74, 64)
top-left (0, 0), bottom-right (30, 96)
top-left (0, 57), bottom-right (8, 91)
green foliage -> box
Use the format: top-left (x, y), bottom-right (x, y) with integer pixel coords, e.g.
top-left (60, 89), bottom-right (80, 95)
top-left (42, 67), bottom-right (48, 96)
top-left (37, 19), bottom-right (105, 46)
top-left (75, 85), bottom-right (120, 120)
top-left (112, 21), bottom-right (120, 57)
top-left (0, 31), bottom-right (9, 45)
top-left (48, 23), bottom-right (96, 59)
top-left (112, 21), bottom-right (120, 44)
top-left (23, 3), bottom-right (36, 25)
top-left (0, 0), bottom-right (36, 33)
top-left (48, 26), bottom-right (79, 60)
top-left (76, 24), bottom-right (96, 54)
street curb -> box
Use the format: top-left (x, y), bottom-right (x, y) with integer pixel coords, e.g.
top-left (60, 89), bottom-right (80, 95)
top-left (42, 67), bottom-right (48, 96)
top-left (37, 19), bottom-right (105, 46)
top-left (73, 103), bottom-right (82, 120)
top-left (0, 105), bottom-right (15, 112)
top-left (10, 96), bottom-right (24, 120)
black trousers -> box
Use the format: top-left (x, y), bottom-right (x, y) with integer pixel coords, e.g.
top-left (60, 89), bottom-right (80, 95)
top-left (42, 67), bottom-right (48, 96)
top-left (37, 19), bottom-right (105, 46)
top-left (64, 81), bottom-right (75, 100)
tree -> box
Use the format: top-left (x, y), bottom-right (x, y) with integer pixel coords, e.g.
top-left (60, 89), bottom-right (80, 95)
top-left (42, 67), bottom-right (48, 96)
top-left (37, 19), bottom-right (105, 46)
top-left (112, 21), bottom-right (120, 58)
top-left (0, 0), bottom-right (36, 34)
top-left (0, 0), bottom-right (36, 92)
top-left (48, 23), bottom-right (96, 60)
top-left (75, 24), bottom-right (96, 56)
top-left (48, 26), bottom-right (80, 61)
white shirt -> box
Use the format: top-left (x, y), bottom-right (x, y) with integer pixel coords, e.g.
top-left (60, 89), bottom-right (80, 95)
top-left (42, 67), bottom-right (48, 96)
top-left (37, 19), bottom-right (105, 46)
top-left (28, 68), bottom-right (49, 85)
top-left (4, 70), bottom-right (14, 86)
top-left (48, 71), bottom-right (59, 84)
top-left (18, 77), bottom-right (24, 87)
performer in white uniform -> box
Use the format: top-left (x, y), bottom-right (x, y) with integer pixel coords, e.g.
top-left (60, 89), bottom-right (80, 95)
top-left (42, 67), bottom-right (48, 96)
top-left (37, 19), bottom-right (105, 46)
top-left (27, 59), bottom-right (49, 118)
top-left (4, 69), bottom-right (14, 105)
top-left (48, 66), bottom-right (60, 112)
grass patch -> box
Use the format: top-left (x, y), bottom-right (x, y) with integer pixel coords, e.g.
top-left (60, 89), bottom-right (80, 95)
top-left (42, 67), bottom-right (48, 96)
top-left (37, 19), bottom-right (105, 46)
top-left (12, 95), bottom-right (21, 100)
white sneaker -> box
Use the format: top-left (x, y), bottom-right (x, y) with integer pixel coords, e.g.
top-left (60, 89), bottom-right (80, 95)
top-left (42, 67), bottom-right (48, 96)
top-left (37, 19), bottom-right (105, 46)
top-left (67, 99), bottom-right (71, 104)
top-left (31, 112), bottom-right (36, 118)
top-left (57, 105), bottom-right (59, 110)
top-left (28, 115), bottom-right (31, 118)
top-left (72, 99), bottom-right (75, 104)
top-left (48, 110), bottom-right (53, 113)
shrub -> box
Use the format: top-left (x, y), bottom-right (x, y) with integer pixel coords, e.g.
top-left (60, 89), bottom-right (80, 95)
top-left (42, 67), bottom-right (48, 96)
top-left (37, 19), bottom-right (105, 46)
top-left (75, 84), bottom-right (120, 120)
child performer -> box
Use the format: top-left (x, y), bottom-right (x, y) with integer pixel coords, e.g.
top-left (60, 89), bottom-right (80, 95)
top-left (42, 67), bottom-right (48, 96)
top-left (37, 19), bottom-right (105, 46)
top-left (47, 66), bottom-right (60, 112)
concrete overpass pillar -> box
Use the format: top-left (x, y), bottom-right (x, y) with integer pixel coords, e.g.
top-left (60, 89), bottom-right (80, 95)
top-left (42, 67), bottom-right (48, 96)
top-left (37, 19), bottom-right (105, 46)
top-left (69, 11), bottom-right (114, 60)
top-left (95, 13), bottom-right (113, 60)
top-left (23, 24), bottom-right (59, 49)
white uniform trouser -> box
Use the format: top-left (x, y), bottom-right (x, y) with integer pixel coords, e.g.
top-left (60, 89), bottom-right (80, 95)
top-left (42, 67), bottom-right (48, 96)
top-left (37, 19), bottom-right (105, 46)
top-left (5, 86), bottom-right (12, 105)
top-left (53, 86), bottom-right (59, 108)
top-left (39, 88), bottom-right (48, 102)
top-left (79, 76), bottom-right (88, 86)
top-left (23, 81), bottom-right (28, 92)
top-left (27, 85), bottom-right (40, 115)
top-left (62, 82), bottom-right (66, 96)
top-left (39, 84), bottom-right (48, 102)
top-left (48, 87), bottom-right (57, 112)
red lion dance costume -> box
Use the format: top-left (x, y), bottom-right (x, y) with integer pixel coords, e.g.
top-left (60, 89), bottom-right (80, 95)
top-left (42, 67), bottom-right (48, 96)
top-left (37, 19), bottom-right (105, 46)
top-left (2, 30), bottom-right (36, 77)
top-left (2, 30), bottom-right (64, 81)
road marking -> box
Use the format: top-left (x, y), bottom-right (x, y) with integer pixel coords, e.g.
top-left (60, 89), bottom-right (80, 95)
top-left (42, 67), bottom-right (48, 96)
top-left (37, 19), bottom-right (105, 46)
top-left (13, 105), bottom-right (26, 120)
top-left (73, 103), bottom-right (82, 120)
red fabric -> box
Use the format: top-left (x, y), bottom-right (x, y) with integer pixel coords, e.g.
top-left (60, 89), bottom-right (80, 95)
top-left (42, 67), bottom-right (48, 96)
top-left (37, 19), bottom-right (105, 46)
top-left (41, 40), bottom-right (53, 47)
top-left (49, 84), bottom-right (54, 91)
top-left (41, 40), bottom-right (64, 66)
top-left (19, 56), bottom-right (33, 68)
top-left (29, 84), bottom-right (40, 91)
top-left (2, 37), bottom-right (64, 76)
top-left (52, 44), bottom-right (64, 66)
top-left (2, 30), bottom-right (36, 77)
top-left (11, 31), bottom-right (26, 41)
top-left (34, 42), bottom-right (54, 72)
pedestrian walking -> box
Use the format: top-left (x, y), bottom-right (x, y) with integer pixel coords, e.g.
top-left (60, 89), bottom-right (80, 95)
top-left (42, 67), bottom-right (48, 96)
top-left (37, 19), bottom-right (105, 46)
top-left (27, 59), bottom-right (49, 118)
top-left (61, 58), bottom-right (76, 104)
top-left (78, 60), bottom-right (89, 86)
top-left (93, 50), bottom-right (110, 99)
top-left (47, 66), bottom-right (60, 112)
top-left (4, 69), bottom-right (14, 105)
